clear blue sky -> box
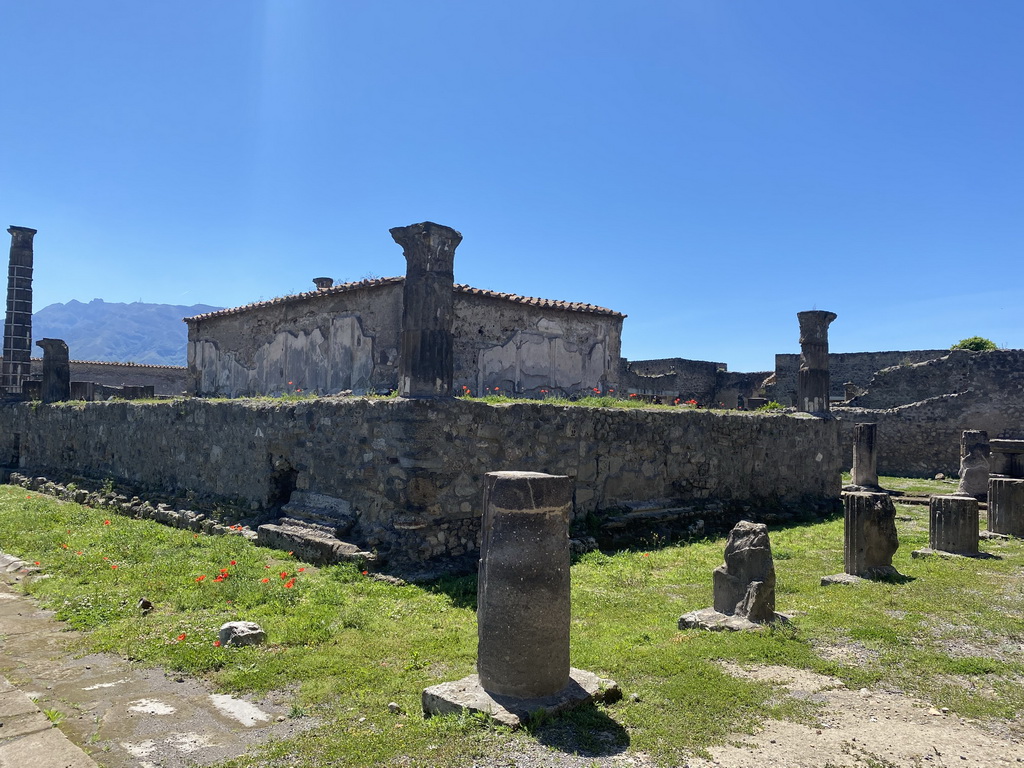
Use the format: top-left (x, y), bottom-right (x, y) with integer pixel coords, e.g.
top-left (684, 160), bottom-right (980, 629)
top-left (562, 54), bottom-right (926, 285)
top-left (2, 1), bottom-right (1021, 372)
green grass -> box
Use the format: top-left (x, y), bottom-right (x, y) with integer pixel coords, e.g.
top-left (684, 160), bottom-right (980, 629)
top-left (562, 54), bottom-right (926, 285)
top-left (1, 485), bottom-right (1023, 766)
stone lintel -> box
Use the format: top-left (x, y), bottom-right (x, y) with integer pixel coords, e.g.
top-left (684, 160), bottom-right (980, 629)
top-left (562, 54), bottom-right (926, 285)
top-left (677, 606), bottom-right (788, 632)
top-left (422, 668), bottom-right (620, 728)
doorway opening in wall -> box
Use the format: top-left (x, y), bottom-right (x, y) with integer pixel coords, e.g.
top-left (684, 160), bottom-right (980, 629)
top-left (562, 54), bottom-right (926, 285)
top-left (267, 459), bottom-right (298, 510)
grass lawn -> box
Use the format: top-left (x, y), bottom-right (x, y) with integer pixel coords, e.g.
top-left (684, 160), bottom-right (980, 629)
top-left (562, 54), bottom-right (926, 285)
top-left (1, 483), bottom-right (1022, 767)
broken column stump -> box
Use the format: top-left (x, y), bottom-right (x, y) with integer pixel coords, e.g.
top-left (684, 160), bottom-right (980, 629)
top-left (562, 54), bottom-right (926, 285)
top-left (796, 309), bottom-right (837, 414)
top-left (36, 338), bottom-right (70, 404)
top-left (955, 430), bottom-right (990, 499)
top-left (679, 520), bottom-right (785, 631)
top-left (988, 477), bottom-right (1024, 538)
top-left (422, 471), bottom-right (619, 727)
top-left (822, 491), bottom-right (901, 584)
top-left (912, 495), bottom-right (979, 558)
top-left (845, 422), bottom-right (880, 491)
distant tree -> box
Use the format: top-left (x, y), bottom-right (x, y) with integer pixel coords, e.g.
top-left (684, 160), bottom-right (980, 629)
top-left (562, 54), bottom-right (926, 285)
top-left (951, 336), bottom-right (998, 351)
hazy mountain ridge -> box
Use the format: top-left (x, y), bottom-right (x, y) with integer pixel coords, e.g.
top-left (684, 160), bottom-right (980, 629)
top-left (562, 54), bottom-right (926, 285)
top-left (32, 299), bottom-right (223, 367)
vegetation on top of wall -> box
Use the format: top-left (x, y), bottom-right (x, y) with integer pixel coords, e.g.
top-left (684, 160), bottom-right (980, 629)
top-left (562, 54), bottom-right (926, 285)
top-left (951, 336), bottom-right (998, 351)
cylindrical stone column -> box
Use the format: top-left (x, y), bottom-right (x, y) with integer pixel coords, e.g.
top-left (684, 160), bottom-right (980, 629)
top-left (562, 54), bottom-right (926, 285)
top-left (2, 226), bottom-right (36, 394)
top-left (988, 477), bottom-right (1024, 537)
top-left (929, 495), bottom-right (979, 555)
top-left (844, 491), bottom-right (899, 576)
top-left (797, 310), bottom-right (837, 414)
top-left (851, 423), bottom-right (879, 488)
top-left (390, 222), bottom-right (462, 398)
top-left (477, 471), bottom-right (571, 699)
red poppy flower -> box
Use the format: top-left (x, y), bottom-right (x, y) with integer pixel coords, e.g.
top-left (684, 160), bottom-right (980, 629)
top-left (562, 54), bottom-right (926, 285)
top-left (196, 575), bottom-right (206, 582)
top-left (261, 577), bottom-right (270, 583)
top-left (229, 560), bottom-right (236, 566)
top-left (103, 520), bottom-right (111, 525)
top-left (297, 568), bottom-right (305, 572)
top-left (176, 633), bottom-right (186, 642)
top-left (280, 571), bottom-right (288, 579)
top-left (213, 640), bottom-right (221, 647)
top-left (284, 579), bottom-right (295, 588)
top-left (111, 564), bottom-right (118, 570)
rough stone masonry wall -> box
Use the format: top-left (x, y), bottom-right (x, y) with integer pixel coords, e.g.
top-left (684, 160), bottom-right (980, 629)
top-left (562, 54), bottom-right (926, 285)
top-left (835, 388), bottom-right (1024, 478)
top-left (847, 349), bottom-right (1024, 410)
top-left (771, 350), bottom-right (949, 405)
top-left (0, 398), bottom-right (839, 564)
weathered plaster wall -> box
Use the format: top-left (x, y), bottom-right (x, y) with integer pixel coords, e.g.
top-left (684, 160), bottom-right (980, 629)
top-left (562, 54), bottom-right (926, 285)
top-left (453, 294), bottom-right (621, 396)
top-left (0, 398), bottom-right (840, 564)
top-left (186, 281), bottom-right (404, 397)
top-left (847, 349), bottom-right (1024, 409)
top-left (617, 358), bottom-right (723, 403)
top-left (771, 350), bottom-right (949, 405)
top-left (29, 359), bottom-right (187, 396)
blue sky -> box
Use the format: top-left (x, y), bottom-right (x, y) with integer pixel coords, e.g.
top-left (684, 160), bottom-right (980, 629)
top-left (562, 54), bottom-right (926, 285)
top-left (1, 1), bottom-right (1021, 372)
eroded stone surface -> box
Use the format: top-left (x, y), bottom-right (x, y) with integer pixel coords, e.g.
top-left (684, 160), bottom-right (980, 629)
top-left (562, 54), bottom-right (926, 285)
top-left (842, 491), bottom-right (900, 578)
top-left (712, 520), bottom-right (777, 623)
top-left (422, 668), bottom-right (619, 728)
top-left (217, 621), bottom-right (266, 648)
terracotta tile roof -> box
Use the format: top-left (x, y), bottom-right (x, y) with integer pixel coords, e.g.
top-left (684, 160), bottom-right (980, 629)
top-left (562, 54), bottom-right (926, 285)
top-left (184, 276), bottom-right (625, 322)
top-left (30, 357), bottom-right (187, 370)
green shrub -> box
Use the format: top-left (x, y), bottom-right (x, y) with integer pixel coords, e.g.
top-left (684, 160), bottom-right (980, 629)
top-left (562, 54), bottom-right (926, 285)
top-left (951, 336), bottom-right (997, 351)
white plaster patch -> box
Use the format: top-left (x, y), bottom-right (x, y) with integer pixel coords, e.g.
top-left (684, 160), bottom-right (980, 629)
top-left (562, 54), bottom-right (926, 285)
top-left (83, 678), bottom-right (128, 691)
top-left (208, 693), bottom-right (272, 726)
top-left (165, 731), bottom-right (216, 753)
top-left (120, 739), bottom-right (157, 757)
top-left (127, 699), bottom-right (177, 715)
top-left (815, 452), bottom-right (823, 462)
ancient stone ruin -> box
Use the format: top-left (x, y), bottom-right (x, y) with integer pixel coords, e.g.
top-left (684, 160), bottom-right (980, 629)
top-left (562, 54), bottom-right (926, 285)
top-left (844, 422), bottom-right (880, 491)
top-left (391, 221), bottom-right (462, 399)
top-left (1, 226), bottom-right (36, 395)
top-left (422, 471), bottom-right (618, 726)
top-left (956, 430), bottom-right (990, 499)
top-left (912, 494), bottom-right (980, 558)
top-left (36, 338), bottom-right (70, 404)
top-left (679, 520), bottom-right (783, 630)
top-left (796, 310), bottom-right (837, 414)
top-left (988, 477), bottom-right (1024, 538)
top-left (822, 491), bottom-right (901, 584)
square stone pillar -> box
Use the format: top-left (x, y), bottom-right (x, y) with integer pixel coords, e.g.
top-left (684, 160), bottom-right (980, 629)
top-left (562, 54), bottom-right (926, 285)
top-left (390, 222), bottom-right (461, 398)
top-left (850, 423), bottom-right (879, 489)
top-left (37, 338), bottom-right (70, 404)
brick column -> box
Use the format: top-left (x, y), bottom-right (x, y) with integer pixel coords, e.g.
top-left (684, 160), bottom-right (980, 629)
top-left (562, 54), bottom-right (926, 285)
top-left (2, 226), bottom-right (36, 394)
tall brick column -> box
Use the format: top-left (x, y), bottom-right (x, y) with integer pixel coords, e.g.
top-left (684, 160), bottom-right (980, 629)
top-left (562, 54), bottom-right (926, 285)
top-left (2, 226), bottom-right (36, 394)
top-left (797, 310), bottom-right (837, 413)
top-left (390, 222), bottom-right (462, 398)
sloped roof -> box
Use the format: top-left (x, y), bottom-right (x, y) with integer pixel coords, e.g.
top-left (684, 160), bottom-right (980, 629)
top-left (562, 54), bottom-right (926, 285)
top-left (184, 276), bottom-right (625, 323)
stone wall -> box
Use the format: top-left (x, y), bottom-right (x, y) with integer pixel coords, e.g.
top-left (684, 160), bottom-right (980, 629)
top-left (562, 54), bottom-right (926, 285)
top-left (771, 349), bottom-right (949, 405)
top-left (0, 398), bottom-right (840, 565)
top-left (186, 280), bottom-right (623, 399)
top-left (835, 389), bottom-right (1024, 478)
top-left (453, 293), bottom-right (622, 397)
top-left (847, 349), bottom-right (1024, 409)
top-left (28, 359), bottom-right (187, 397)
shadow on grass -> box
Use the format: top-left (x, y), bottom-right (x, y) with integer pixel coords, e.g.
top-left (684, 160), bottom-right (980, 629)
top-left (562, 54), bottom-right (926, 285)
top-left (420, 572), bottom-right (478, 610)
top-left (526, 701), bottom-right (629, 757)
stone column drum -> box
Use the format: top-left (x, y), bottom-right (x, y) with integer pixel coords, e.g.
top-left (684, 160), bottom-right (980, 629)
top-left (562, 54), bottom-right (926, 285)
top-left (477, 471), bottom-right (571, 699)
top-left (988, 477), bottom-right (1024, 538)
top-left (2, 226), bottom-right (36, 394)
top-left (843, 491), bottom-right (899, 578)
top-left (796, 310), bottom-right (837, 414)
top-left (851, 423), bottom-right (879, 489)
top-left (929, 495), bottom-right (979, 555)
top-left (390, 222), bottom-right (462, 399)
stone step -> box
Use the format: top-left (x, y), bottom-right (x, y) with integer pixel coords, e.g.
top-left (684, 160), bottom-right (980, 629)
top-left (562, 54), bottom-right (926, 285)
top-left (256, 523), bottom-right (377, 566)
top-left (280, 492), bottom-right (356, 534)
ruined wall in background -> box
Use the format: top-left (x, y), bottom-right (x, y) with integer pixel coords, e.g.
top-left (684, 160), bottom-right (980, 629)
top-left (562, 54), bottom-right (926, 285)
top-left (186, 281), bottom-right (405, 397)
top-left (29, 359), bottom-right (187, 396)
top-left (835, 388), bottom-right (1024, 478)
top-left (0, 398), bottom-right (840, 564)
top-left (616, 357), bottom-right (723, 403)
top-left (453, 293), bottom-right (622, 396)
top-left (847, 349), bottom-right (1024, 410)
top-left (771, 349), bottom-right (948, 405)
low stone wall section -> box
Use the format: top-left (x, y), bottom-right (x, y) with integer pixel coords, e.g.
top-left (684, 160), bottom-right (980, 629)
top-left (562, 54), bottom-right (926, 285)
top-left (0, 398), bottom-right (840, 565)
top-left (835, 389), bottom-right (1024, 478)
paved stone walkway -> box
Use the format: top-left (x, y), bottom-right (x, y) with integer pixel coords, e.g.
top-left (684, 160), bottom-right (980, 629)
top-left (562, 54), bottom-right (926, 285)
top-left (0, 553), bottom-right (314, 768)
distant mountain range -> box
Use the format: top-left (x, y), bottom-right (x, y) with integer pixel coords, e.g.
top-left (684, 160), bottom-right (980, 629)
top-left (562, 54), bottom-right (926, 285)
top-left (32, 299), bottom-right (223, 367)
